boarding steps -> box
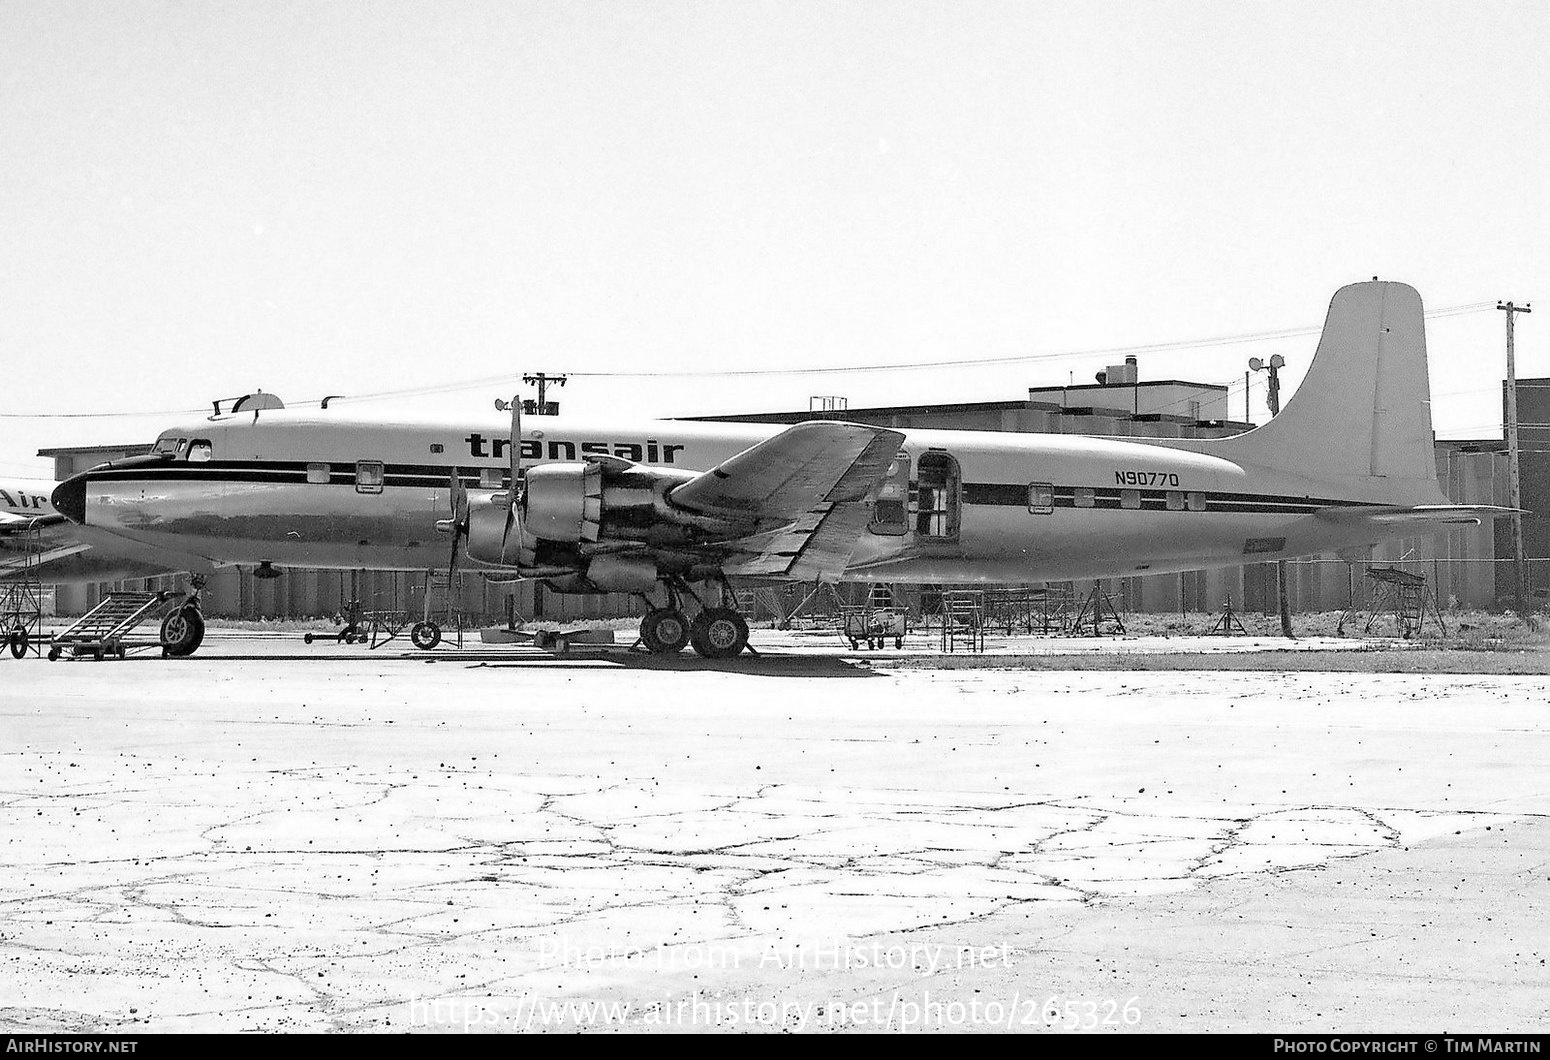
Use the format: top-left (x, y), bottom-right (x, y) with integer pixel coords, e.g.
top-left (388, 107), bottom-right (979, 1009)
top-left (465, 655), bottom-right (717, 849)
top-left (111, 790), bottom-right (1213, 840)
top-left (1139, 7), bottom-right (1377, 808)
top-left (48, 591), bottom-right (185, 660)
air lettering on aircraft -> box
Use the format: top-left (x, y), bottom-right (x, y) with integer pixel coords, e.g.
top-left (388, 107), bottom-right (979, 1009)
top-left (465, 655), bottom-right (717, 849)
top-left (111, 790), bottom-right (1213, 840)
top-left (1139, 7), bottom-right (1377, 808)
top-left (0, 488), bottom-right (48, 510)
top-left (1114, 471), bottom-right (1181, 487)
top-left (465, 433), bottom-right (685, 464)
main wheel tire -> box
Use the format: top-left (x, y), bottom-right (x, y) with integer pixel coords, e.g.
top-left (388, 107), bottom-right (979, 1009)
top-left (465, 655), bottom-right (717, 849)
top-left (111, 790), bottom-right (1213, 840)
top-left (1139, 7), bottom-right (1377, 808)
top-left (689, 607), bottom-right (749, 659)
top-left (411, 621), bottom-right (442, 651)
top-left (8, 627), bottom-right (27, 659)
top-left (640, 608), bottom-right (690, 655)
top-left (160, 607), bottom-right (205, 658)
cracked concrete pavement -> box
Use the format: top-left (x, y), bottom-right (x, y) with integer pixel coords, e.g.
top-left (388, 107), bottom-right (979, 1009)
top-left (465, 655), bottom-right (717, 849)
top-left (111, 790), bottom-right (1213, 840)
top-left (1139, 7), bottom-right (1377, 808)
top-left (1, 639), bottom-right (1547, 1032)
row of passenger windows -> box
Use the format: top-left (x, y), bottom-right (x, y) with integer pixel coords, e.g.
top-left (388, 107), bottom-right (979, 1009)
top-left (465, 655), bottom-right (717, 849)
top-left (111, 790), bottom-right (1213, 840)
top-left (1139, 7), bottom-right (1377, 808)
top-left (1030, 484), bottom-right (1206, 513)
top-left (308, 463), bottom-right (509, 493)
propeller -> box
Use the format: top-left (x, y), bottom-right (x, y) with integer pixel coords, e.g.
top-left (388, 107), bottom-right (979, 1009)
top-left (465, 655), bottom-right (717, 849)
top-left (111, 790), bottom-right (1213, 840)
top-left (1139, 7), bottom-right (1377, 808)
top-left (498, 394), bottom-right (526, 566)
top-left (443, 466), bottom-right (470, 585)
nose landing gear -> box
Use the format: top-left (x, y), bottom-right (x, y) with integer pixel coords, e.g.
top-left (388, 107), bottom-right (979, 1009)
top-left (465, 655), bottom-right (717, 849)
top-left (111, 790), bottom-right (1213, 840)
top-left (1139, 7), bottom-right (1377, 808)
top-left (160, 577), bottom-right (207, 658)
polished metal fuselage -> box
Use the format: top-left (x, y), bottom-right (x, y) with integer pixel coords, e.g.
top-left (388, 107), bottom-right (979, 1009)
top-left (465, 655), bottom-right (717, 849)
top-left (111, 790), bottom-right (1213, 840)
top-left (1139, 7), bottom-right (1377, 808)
top-left (65, 411), bottom-right (1426, 585)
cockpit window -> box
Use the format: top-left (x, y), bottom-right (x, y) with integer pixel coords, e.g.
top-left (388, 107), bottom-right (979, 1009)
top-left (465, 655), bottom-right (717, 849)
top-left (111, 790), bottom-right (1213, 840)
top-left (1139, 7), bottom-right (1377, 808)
top-left (188, 440), bottom-right (213, 462)
top-left (175, 438), bottom-right (190, 457)
top-left (153, 437), bottom-right (179, 455)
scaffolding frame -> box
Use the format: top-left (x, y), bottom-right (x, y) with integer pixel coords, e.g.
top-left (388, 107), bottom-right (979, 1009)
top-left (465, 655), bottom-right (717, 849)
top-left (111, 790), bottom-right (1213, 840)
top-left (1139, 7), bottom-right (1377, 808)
top-left (1340, 566), bottom-right (1448, 638)
top-left (0, 521), bottom-right (47, 658)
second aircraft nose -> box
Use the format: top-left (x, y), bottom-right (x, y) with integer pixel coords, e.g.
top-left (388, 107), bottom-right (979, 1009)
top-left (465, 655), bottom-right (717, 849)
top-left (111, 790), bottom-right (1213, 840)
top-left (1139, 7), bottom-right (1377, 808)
top-left (51, 474), bottom-right (87, 525)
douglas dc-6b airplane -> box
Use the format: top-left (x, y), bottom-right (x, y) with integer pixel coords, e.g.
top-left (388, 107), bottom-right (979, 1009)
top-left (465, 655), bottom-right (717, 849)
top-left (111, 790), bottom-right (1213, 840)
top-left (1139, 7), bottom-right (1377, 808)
top-left (50, 281), bottom-right (1508, 658)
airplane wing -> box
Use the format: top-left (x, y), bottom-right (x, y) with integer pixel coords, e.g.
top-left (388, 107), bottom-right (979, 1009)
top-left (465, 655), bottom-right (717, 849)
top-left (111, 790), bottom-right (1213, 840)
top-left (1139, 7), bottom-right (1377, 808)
top-left (1315, 504), bottom-right (1522, 527)
top-left (721, 501), bottom-right (877, 582)
top-left (0, 541), bottom-right (90, 576)
top-left (0, 511), bottom-right (67, 535)
top-left (668, 422), bottom-right (906, 524)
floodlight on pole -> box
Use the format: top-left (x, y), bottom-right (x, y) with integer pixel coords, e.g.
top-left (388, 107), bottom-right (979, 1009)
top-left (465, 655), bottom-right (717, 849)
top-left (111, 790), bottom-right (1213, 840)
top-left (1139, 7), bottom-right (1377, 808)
top-left (1250, 355), bottom-right (1292, 637)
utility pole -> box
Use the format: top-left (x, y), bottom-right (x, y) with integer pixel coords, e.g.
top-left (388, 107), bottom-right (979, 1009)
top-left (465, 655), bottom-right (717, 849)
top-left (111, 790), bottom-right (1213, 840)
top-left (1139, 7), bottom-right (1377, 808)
top-left (1251, 355), bottom-right (1293, 637)
top-left (521, 373), bottom-right (567, 416)
top-left (1499, 301), bottom-right (1532, 617)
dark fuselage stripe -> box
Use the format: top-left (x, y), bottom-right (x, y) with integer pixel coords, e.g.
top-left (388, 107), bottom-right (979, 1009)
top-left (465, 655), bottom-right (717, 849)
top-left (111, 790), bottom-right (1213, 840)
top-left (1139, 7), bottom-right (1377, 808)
top-left (86, 462), bottom-right (1379, 514)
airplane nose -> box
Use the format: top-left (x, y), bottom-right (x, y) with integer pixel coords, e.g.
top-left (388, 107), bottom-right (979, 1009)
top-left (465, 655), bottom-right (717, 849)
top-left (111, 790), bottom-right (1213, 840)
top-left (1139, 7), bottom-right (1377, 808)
top-left (51, 474), bottom-right (87, 524)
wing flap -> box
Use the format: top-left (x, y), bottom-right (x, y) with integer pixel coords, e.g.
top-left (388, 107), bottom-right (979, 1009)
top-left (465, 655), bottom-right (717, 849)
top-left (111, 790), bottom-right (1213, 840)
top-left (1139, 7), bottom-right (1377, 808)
top-left (724, 501), bottom-right (875, 582)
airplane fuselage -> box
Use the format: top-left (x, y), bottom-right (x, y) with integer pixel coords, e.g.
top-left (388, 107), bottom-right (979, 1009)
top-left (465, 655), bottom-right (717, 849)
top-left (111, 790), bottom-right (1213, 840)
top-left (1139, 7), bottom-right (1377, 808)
top-left (62, 411), bottom-right (1412, 585)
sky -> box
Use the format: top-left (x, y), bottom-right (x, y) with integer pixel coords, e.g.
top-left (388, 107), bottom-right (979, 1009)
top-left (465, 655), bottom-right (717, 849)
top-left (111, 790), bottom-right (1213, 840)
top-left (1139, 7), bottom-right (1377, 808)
top-left (3, 0), bottom-right (1549, 477)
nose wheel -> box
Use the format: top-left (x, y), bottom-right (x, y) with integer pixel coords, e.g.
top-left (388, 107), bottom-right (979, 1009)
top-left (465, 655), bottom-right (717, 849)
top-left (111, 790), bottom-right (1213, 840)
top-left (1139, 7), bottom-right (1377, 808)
top-left (160, 606), bottom-right (205, 658)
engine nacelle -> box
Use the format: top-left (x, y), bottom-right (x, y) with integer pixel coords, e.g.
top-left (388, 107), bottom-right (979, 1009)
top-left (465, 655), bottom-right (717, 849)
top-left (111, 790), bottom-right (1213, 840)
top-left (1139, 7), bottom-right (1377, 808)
top-left (524, 462), bottom-right (602, 543)
top-left (459, 457), bottom-right (749, 571)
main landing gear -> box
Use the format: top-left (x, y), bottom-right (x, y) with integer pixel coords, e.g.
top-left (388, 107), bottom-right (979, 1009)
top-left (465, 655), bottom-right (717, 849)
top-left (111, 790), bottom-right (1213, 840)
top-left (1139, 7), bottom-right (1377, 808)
top-left (637, 580), bottom-right (751, 659)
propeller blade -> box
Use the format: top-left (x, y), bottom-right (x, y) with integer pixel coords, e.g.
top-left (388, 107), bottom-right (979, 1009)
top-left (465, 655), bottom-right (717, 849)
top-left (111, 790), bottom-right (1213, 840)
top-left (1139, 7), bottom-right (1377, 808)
top-left (500, 395), bottom-right (525, 566)
top-left (450, 467), bottom-right (469, 527)
top-left (445, 467), bottom-right (468, 586)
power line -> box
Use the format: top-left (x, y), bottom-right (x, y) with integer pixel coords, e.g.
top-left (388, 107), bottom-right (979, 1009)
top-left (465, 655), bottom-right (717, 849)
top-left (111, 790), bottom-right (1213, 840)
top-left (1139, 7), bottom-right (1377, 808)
top-left (0, 300), bottom-right (1503, 419)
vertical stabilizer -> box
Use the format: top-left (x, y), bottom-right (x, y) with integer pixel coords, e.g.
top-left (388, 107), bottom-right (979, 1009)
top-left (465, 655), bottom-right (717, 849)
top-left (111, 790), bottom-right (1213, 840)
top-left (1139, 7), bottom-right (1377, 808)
top-left (1211, 281), bottom-right (1445, 500)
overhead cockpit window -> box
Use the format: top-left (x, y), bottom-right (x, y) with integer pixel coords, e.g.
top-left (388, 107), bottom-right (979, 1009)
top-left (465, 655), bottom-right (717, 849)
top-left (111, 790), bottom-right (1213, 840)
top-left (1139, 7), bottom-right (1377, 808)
top-left (188, 440), bottom-right (213, 462)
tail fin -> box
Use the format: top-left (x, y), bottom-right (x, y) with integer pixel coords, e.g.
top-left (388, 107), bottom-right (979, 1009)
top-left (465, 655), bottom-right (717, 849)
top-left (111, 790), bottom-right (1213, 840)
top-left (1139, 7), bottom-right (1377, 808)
top-left (1210, 280), bottom-right (1445, 501)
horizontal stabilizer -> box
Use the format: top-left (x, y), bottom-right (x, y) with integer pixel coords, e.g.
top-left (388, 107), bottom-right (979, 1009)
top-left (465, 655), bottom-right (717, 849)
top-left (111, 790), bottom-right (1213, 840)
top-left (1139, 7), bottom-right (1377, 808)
top-left (1315, 504), bottom-right (1522, 528)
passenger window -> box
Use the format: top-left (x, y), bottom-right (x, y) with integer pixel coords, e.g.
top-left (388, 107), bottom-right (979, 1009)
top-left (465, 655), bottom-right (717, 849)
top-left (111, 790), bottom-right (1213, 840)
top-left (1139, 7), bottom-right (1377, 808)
top-left (187, 440), bottom-right (213, 462)
top-left (1187, 491), bottom-right (1206, 512)
top-left (480, 467), bottom-right (504, 489)
top-left (355, 461), bottom-right (385, 494)
top-left (1165, 490), bottom-right (1185, 511)
top-left (1027, 483), bottom-right (1054, 515)
top-left (306, 462), bottom-right (330, 484)
top-left (1073, 487), bottom-right (1095, 509)
top-left (1120, 488), bottom-right (1141, 510)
